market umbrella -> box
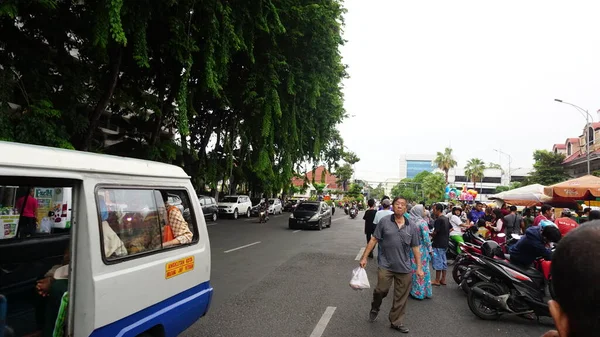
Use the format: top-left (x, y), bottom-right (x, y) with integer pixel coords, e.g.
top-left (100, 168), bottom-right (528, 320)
top-left (543, 175), bottom-right (600, 200)
top-left (488, 183), bottom-right (551, 207)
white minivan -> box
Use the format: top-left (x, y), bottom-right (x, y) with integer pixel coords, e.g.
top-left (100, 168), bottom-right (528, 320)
top-left (0, 141), bottom-right (212, 337)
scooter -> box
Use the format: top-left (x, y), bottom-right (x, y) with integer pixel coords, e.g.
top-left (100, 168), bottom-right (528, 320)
top-left (467, 253), bottom-right (553, 321)
top-left (344, 206), bottom-right (349, 215)
top-left (349, 207), bottom-right (357, 219)
top-left (258, 209), bottom-right (268, 223)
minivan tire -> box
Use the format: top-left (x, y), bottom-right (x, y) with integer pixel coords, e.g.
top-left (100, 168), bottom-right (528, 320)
top-left (233, 209), bottom-right (238, 219)
top-left (246, 208), bottom-right (251, 218)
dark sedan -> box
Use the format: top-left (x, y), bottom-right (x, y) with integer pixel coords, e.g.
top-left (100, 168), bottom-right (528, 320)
top-left (288, 201), bottom-right (332, 230)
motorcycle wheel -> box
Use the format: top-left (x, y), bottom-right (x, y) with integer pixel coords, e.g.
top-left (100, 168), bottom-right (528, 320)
top-left (452, 259), bottom-right (470, 284)
top-left (467, 282), bottom-right (504, 320)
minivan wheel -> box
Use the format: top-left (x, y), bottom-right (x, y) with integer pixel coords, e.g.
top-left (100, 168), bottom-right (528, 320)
top-left (233, 209), bottom-right (238, 219)
top-left (212, 213), bottom-right (217, 222)
top-left (246, 208), bottom-right (251, 218)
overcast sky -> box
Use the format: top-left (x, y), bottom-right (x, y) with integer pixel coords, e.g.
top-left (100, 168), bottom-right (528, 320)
top-left (337, 0), bottom-right (600, 183)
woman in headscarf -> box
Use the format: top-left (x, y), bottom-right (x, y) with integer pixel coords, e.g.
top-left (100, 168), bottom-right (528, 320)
top-left (409, 204), bottom-right (433, 299)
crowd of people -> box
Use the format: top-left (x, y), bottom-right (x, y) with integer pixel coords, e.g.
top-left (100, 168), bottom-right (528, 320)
top-left (357, 195), bottom-right (599, 336)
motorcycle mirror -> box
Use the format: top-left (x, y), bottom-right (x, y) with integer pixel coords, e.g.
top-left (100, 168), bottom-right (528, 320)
top-left (497, 233), bottom-right (506, 238)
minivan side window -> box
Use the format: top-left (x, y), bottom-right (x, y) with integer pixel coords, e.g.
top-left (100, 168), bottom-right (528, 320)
top-left (97, 188), bottom-right (198, 262)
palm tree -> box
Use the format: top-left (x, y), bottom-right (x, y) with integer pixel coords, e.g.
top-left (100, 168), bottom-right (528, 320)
top-left (434, 147), bottom-right (457, 184)
top-left (465, 158), bottom-right (486, 192)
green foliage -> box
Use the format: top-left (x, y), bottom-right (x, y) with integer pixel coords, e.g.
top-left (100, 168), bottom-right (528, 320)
top-left (313, 182), bottom-right (327, 194)
top-left (0, 0), bottom-right (348, 196)
top-left (495, 185), bottom-right (510, 193)
top-left (422, 172), bottom-right (446, 203)
top-left (434, 147), bottom-right (457, 183)
top-left (334, 163), bottom-right (353, 191)
top-left (465, 158), bottom-right (486, 189)
top-left (346, 183), bottom-right (363, 199)
top-left (487, 162), bottom-right (504, 174)
top-left (370, 183), bottom-right (385, 200)
top-left (523, 150), bottom-right (569, 186)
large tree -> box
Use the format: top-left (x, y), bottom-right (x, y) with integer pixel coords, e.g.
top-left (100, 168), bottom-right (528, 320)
top-left (434, 147), bottom-right (457, 184)
top-left (422, 172), bottom-right (446, 203)
top-left (0, 0), bottom-right (348, 196)
top-left (465, 158), bottom-right (486, 191)
top-left (524, 150), bottom-right (569, 186)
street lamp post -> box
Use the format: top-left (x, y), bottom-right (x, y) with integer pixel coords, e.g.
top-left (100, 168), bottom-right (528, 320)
top-left (494, 149), bottom-right (512, 185)
top-left (554, 99), bottom-right (593, 175)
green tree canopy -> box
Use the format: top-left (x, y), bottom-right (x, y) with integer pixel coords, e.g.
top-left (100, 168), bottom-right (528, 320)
top-left (465, 158), bottom-right (486, 190)
top-left (523, 150), bottom-right (569, 186)
top-left (434, 147), bottom-right (457, 184)
top-left (422, 172), bottom-right (446, 203)
top-left (0, 0), bottom-right (349, 197)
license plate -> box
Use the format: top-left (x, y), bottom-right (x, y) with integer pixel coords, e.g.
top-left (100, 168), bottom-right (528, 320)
top-left (297, 220), bottom-right (305, 224)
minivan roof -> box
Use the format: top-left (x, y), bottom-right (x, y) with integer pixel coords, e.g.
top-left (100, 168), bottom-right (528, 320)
top-left (0, 141), bottom-right (188, 178)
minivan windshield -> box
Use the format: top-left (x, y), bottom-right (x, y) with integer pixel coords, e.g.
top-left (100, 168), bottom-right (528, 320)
top-left (295, 203), bottom-right (319, 212)
top-left (221, 197), bottom-right (238, 203)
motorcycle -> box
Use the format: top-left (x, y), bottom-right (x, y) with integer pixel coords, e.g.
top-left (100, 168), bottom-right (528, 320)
top-left (344, 206), bottom-right (349, 215)
top-left (349, 207), bottom-right (357, 219)
top-left (453, 233), bottom-right (521, 288)
top-left (467, 253), bottom-right (553, 321)
top-left (447, 226), bottom-right (487, 261)
top-left (258, 209), bottom-right (268, 223)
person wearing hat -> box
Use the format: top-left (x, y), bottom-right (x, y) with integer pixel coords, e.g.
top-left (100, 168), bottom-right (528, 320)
top-left (554, 209), bottom-right (579, 237)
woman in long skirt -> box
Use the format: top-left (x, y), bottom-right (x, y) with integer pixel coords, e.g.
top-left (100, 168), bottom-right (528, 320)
top-left (409, 204), bottom-right (433, 299)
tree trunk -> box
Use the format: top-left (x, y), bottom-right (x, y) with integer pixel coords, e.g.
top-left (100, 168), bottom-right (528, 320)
top-left (81, 47), bottom-right (123, 151)
top-left (445, 170), bottom-right (449, 184)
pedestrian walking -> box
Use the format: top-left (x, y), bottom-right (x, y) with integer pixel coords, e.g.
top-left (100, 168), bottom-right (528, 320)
top-left (408, 204), bottom-right (432, 299)
top-left (359, 196), bottom-right (423, 333)
top-left (363, 199), bottom-right (377, 258)
top-left (431, 203), bottom-right (450, 286)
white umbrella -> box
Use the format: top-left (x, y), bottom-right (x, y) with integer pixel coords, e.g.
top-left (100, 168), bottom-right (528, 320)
top-left (488, 184), bottom-right (551, 207)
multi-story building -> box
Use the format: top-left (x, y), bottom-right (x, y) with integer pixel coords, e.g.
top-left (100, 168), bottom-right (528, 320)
top-left (399, 154), bottom-right (435, 179)
top-left (552, 123), bottom-right (600, 177)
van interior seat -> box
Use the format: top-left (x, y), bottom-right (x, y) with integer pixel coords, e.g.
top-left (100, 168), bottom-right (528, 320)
top-left (0, 234), bottom-right (70, 321)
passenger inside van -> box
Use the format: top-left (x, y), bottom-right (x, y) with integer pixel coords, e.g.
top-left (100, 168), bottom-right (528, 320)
top-left (33, 248), bottom-right (70, 337)
top-left (159, 190), bottom-right (193, 248)
top-left (98, 195), bottom-right (128, 259)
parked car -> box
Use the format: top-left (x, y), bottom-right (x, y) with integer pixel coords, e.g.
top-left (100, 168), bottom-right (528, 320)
top-left (198, 195), bottom-right (219, 222)
top-left (218, 195), bottom-right (252, 219)
top-left (288, 201), bottom-right (332, 230)
top-left (283, 199), bottom-right (300, 212)
top-left (268, 198), bottom-right (283, 215)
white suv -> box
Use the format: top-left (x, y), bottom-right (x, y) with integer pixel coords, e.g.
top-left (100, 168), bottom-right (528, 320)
top-left (218, 195), bottom-right (253, 219)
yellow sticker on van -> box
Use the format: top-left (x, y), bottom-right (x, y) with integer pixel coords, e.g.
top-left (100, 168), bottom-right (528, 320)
top-left (165, 256), bottom-right (195, 279)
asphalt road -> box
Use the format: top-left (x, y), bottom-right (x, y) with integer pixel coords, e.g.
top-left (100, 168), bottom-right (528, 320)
top-left (182, 210), bottom-right (552, 337)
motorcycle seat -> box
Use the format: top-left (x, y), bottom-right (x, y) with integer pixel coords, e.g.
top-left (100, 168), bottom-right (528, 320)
top-left (496, 258), bottom-right (542, 279)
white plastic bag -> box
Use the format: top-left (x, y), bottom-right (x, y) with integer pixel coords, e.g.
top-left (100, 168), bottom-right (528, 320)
top-left (349, 267), bottom-right (370, 290)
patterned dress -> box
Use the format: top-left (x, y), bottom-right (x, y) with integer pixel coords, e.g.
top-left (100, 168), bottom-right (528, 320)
top-left (410, 220), bottom-right (433, 299)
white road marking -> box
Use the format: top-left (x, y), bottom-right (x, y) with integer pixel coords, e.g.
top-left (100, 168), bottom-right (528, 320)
top-left (309, 306), bottom-right (337, 337)
top-left (355, 248), bottom-right (365, 261)
top-left (224, 241), bottom-right (261, 253)
top-left (331, 217), bottom-right (346, 222)
top-left (293, 230), bottom-right (301, 233)
top-left (207, 223), bottom-right (218, 227)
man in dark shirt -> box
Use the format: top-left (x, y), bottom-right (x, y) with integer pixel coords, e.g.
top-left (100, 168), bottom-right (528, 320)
top-left (363, 199), bottom-right (378, 258)
top-left (431, 203), bottom-right (451, 286)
